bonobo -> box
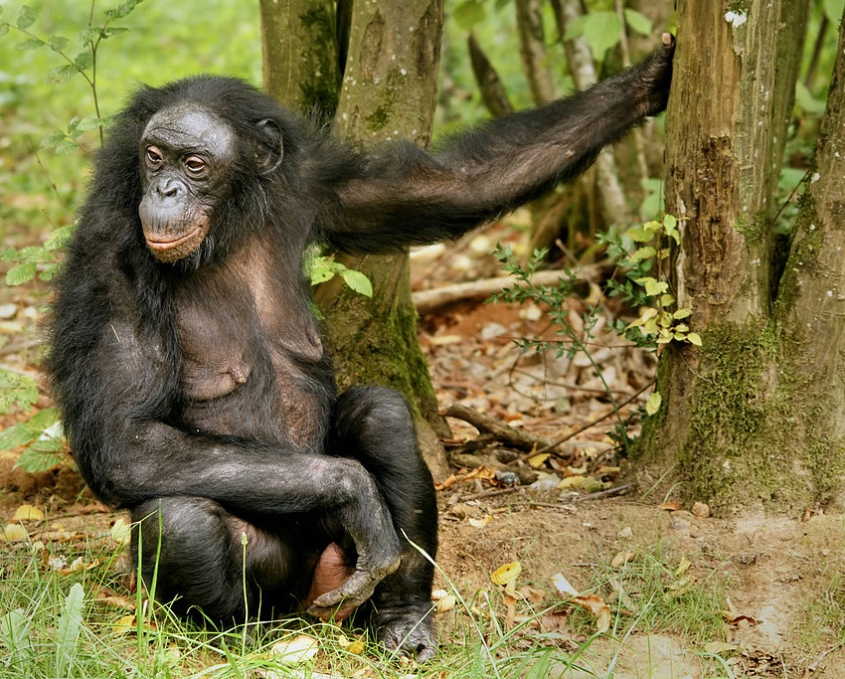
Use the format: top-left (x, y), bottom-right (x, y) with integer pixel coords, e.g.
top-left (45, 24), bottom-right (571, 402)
top-left (47, 34), bottom-right (674, 660)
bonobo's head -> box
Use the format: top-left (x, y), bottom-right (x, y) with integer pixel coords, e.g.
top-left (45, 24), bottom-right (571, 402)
top-left (138, 101), bottom-right (283, 263)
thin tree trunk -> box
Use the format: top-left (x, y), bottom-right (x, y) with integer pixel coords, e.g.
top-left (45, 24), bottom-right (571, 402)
top-left (259, 0), bottom-right (340, 120)
top-left (515, 0), bottom-right (556, 105)
top-left (550, 0), bottom-right (631, 228)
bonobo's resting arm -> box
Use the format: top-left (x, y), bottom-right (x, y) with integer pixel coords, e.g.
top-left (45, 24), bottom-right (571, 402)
top-left (327, 34), bottom-right (674, 251)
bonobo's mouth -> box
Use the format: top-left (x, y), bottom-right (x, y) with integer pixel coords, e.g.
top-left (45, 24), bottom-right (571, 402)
top-left (144, 219), bottom-right (209, 263)
top-left (145, 225), bottom-right (204, 251)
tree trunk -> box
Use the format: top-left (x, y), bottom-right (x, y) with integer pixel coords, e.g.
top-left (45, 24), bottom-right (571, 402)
top-left (259, 0), bottom-right (340, 120)
top-left (635, 1), bottom-right (822, 511)
top-left (312, 0), bottom-right (450, 479)
top-left (260, 0), bottom-right (449, 478)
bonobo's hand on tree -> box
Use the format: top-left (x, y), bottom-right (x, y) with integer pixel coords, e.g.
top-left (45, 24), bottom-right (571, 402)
top-left (46, 35), bottom-right (673, 662)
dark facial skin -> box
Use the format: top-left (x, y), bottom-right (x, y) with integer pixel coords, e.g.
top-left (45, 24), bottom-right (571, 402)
top-left (139, 106), bottom-right (236, 262)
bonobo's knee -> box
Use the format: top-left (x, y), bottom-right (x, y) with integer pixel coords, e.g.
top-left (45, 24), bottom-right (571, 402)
top-left (131, 497), bottom-right (247, 620)
top-left (335, 385), bottom-right (416, 449)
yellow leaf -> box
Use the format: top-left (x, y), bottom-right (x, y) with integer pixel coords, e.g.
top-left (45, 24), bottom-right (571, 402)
top-left (687, 332), bottom-right (702, 346)
top-left (528, 452), bottom-right (550, 468)
top-left (113, 615), bottom-right (137, 636)
top-left (675, 558), bottom-right (692, 577)
top-left (111, 517), bottom-right (131, 545)
top-left (646, 391), bottom-right (662, 416)
top-left (491, 561), bottom-right (522, 586)
top-left (13, 504), bottom-right (43, 521)
top-left (436, 594), bottom-right (457, 613)
top-left (0, 524), bottom-right (28, 541)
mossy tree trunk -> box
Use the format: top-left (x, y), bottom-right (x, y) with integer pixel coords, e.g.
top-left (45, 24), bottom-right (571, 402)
top-left (634, 1), bottom-right (845, 512)
top-left (260, 1), bottom-right (450, 478)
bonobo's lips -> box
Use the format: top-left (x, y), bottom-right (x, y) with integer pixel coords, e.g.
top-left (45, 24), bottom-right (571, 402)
top-left (145, 226), bottom-right (203, 253)
top-left (143, 218), bottom-right (209, 263)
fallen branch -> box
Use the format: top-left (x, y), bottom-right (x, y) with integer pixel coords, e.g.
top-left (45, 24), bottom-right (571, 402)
top-left (444, 403), bottom-right (554, 452)
top-left (413, 267), bottom-right (599, 314)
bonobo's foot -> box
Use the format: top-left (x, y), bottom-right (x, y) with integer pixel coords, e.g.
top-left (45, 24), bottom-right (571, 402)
top-left (376, 604), bottom-right (436, 662)
top-left (635, 32), bottom-right (676, 118)
top-left (307, 555), bottom-right (402, 620)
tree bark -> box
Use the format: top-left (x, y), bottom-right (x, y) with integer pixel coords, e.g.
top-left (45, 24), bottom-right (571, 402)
top-left (515, 0), bottom-right (556, 106)
top-left (636, 0), bottom-right (820, 511)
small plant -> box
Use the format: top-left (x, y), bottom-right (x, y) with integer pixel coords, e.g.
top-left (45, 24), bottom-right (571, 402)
top-left (489, 243), bottom-right (637, 450)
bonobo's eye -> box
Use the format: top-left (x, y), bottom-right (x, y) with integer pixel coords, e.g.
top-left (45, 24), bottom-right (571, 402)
top-left (145, 145), bottom-right (163, 169)
top-left (184, 156), bottom-right (207, 177)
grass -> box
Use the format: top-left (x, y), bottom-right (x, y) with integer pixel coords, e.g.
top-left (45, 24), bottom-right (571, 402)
top-left (0, 507), bottom-right (737, 679)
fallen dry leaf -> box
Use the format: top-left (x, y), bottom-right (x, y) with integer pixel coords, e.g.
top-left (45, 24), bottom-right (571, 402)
top-left (13, 504), bottom-right (43, 522)
top-left (0, 524), bottom-right (28, 542)
top-left (610, 551), bottom-right (636, 568)
top-left (660, 501), bottom-right (682, 511)
top-left (271, 634), bottom-right (319, 664)
top-left (571, 595), bottom-right (611, 633)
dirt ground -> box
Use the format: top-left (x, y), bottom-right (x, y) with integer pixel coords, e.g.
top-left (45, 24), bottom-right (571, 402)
top-left (2, 239), bottom-right (845, 677)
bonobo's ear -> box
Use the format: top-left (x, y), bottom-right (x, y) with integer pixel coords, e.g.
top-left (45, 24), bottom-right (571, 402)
top-left (254, 118), bottom-right (283, 174)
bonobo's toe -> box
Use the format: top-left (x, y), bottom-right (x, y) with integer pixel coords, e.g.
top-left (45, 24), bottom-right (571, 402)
top-left (377, 605), bottom-right (437, 661)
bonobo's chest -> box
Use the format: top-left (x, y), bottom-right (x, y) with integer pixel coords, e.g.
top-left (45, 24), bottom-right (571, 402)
top-left (173, 245), bottom-right (330, 448)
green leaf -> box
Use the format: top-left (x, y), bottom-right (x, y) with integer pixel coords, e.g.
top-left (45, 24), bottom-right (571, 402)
top-left (795, 81), bottom-right (826, 115)
top-left (454, 1), bottom-right (486, 30)
top-left (16, 5), bottom-right (37, 29)
top-left (580, 12), bottom-right (623, 60)
top-left (309, 266), bottom-right (336, 285)
top-left (663, 214), bottom-right (677, 230)
top-left (17, 447), bottom-right (65, 473)
top-left (73, 50), bottom-right (93, 71)
top-left (56, 584), bottom-right (85, 677)
top-left (0, 23), bottom-right (9, 38)
top-left (0, 610), bottom-right (32, 664)
top-left (824, 0), bottom-right (845, 22)
top-left (48, 63), bottom-right (81, 82)
top-left (339, 269), bottom-right (373, 297)
top-left (646, 391), bottom-right (662, 416)
top-left (673, 308), bottom-right (692, 320)
top-left (660, 293), bottom-right (675, 307)
top-left (49, 35), bottom-right (68, 50)
top-left (687, 332), bottom-right (702, 346)
top-left (0, 369), bottom-right (38, 414)
top-left (105, 0), bottom-right (145, 20)
top-left (6, 262), bottom-right (37, 286)
top-left (623, 8), bottom-right (652, 36)
top-left (625, 226), bottom-right (653, 243)
top-left (630, 246), bottom-right (656, 262)
top-left (0, 423), bottom-right (37, 450)
top-left (15, 37), bottom-right (44, 51)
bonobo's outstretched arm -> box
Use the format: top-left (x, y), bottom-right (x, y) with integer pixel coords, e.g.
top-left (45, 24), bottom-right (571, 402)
top-left (327, 34), bottom-right (674, 252)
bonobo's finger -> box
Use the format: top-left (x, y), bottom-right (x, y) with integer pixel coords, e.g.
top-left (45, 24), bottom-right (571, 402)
top-left (307, 554), bottom-right (401, 618)
top-left (662, 32), bottom-right (675, 49)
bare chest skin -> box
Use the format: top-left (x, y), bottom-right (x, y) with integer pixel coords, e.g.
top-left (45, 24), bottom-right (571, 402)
top-left (174, 240), bottom-right (329, 449)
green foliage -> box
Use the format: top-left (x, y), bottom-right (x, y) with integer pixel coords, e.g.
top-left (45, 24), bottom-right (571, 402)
top-left (489, 244), bottom-right (638, 449)
top-left (306, 252), bottom-right (373, 298)
top-left (0, 367), bottom-right (37, 413)
top-left (564, 9), bottom-right (652, 60)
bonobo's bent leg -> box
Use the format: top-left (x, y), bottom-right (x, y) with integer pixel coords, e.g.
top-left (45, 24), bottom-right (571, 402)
top-left (318, 386), bottom-right (438, 660)
top-left (132, 497), bottom-right (307, 622)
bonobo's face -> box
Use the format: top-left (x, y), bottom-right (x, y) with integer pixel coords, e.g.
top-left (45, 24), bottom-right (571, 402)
top-left (139, 105), bottom-right (236, 263)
